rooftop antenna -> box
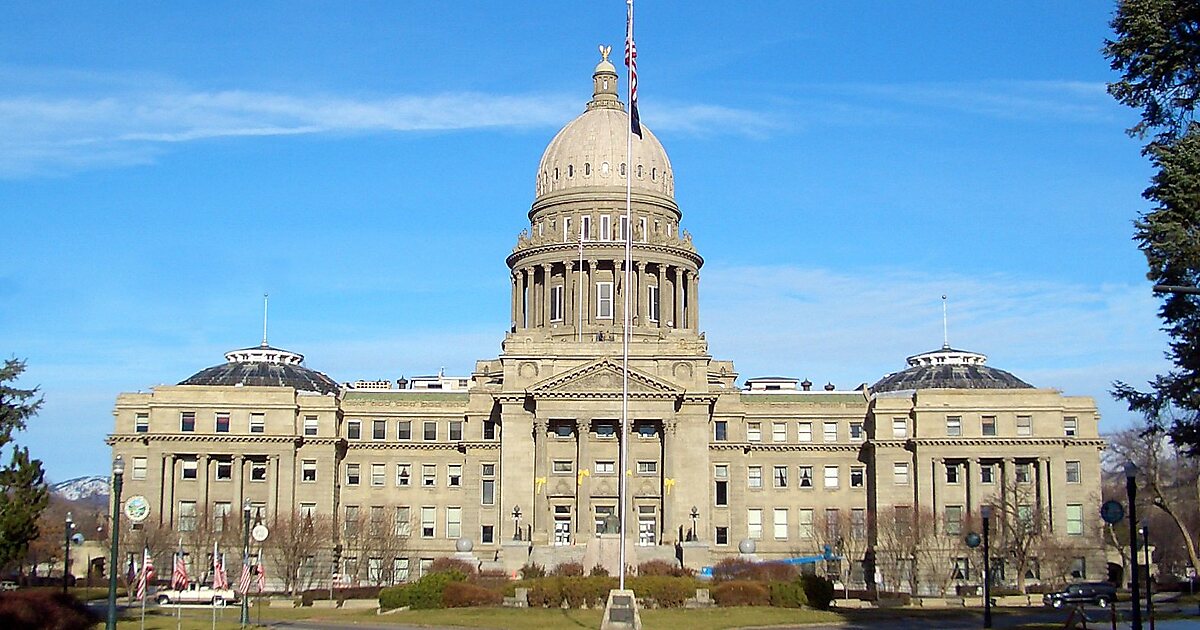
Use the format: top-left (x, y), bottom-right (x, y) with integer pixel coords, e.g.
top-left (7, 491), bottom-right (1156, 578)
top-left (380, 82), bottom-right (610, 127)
top-left (941, 294), bottom-right (948, 349)
top-left (262, 293), bottom-right (269, 347)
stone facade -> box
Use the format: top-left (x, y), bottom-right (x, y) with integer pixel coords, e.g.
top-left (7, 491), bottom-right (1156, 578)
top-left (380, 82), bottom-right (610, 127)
top-left (107, 53), bottom-right (1105, 594)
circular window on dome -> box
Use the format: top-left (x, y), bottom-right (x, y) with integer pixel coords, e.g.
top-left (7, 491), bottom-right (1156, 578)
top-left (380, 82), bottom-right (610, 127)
top-left (601, 161), bottom-right (610, 176)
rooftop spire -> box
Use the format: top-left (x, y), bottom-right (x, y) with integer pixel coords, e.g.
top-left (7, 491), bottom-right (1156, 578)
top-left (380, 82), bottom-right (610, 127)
top-left (941, 294), bottom-right (948, 349)
top-left (588, 44), bottom-right (623, 111)
top-left (262, 293), bottom-right (269, 348)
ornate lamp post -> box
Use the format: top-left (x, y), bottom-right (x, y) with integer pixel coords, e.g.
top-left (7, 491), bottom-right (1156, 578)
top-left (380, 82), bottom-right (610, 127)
top-left (689, 506), bottom-right (699, 542)
top-left (105, 455), bottom-right (125, 630)
top-left (63, 511), bottom-right (74, 594)
top-left (1142, 524), bottom-right (1154, 630)
top-left (240, 500), bottom-right (252, 627)
top-left (512, 505), bottom-right (522, 541)
top-left (1126, 462), bottom-right (1142, 630)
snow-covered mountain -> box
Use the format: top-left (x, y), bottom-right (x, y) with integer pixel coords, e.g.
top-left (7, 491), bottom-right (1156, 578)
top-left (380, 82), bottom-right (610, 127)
top-left (52, 475), bottom-right (110, 504)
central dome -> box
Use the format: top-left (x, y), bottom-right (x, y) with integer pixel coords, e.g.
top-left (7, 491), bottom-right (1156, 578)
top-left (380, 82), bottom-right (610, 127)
top-left (534, 51), bottom-right (673, 200)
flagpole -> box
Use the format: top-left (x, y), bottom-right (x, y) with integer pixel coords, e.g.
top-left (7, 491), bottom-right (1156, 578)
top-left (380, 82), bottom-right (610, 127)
top-left (577, 223), bottom-right (583, 341)
top-left (140, 549), bottom-right (147, 630)
top-left (619, 0), bottom-right (635, 593)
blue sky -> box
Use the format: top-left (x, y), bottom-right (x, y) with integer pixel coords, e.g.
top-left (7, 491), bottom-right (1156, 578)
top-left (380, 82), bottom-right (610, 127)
top-left (0, 1), bottom-right (1167, 481)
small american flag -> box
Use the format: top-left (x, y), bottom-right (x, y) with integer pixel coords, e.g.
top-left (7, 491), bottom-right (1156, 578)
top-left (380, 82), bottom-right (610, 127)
top-left (136, 549), bottom-right (155, 600)
top-left (237, 562), bottom-right (253, 595)
top-left (256, 562), bottom-right (266, 592)
top-left (625, 0), bottom-right (641, 138)
top-left (212, 553), bottom-right (228, 590)
top-left (171, 550), bottom-right (188, 590)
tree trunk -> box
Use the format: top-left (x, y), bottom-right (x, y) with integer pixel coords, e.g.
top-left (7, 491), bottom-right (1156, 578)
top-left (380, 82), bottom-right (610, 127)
top-left (1155, 495), bottom-right (1200, 575)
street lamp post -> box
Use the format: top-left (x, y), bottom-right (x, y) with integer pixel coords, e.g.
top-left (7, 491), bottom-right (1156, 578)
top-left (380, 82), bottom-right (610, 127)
top-left (689, 506), bottom-right (699, 542)
top-left (1142, 524), bottom-right (1154, 630)
top-left (240, 500), bottom-right (252, 627)
top-left (105, 455), bottom-right (125, 630)
top-left (981, 505), bottom-right (992, 629)
top-left (63, 511), bottom-right (74, 595)
top-left (512, 505), bottom-right (521, 541)
top-left (1127, 462), bottom-right (1142, 630)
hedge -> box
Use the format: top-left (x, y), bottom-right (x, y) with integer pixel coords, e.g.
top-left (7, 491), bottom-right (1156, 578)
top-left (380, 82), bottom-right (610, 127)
top-left (800, 574), bottom-right (835, 610)
top-left (712, 580), bottom-right (770, 606)
top-left (769, 580), bottom-right (806, 608)
top-left (379, 570), bottom-right (466, 610)
top-left (442, 581), bottom-right (502, 608)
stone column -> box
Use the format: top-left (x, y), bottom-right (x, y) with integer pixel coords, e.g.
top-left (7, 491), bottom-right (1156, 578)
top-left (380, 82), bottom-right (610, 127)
top-left (269, 454), bottom-right (280, 522)
top-left (159, 454), bottom-right (171, 526)
top-left (510, 272), bottom-right (519, 330)
top-left (613, 259), bottom-right (624, 324)
top-left (632, 261), bottom-right (642, 327)
top-left (963, 458), bottom-right (972, 517)
top-left (674, 267), bottom-right (685, 330)
top-left (234, 455), bottom-right (246, 521)
top-left (575, 418), bottom-right (590, 534)
top-left (661, 419), bottom-right (675, 541)
top-left (533, 419), bottom-right (549, 543)
top-left (541, 264), bottom-right (552, 326)
top-left (655, 263), bottom-right (664, 328)
top-left (587, 260), bottom-right (599, 327)
top-left (930, 457), bottom-right (941, 533)
top-left (691, 272), bottom-right (700, 331)
top-left (1040, 458), bottom-right (1053, 533)
top-left (200, 454), bottom-right (210, 509)
top-left (565, 261), bottom-right (575, 329)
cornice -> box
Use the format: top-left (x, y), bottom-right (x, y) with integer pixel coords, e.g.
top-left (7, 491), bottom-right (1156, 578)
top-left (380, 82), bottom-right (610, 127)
top-left (709, 442), bottom-right (864, 453)
top-left (908, 437), bottom-right (1108, 449)
top-left (507, 241), bottom-right (703, 269)
top-left (107, 433), bottom-right (308, 445)
top-left (345, 441), bottom-right (499, 451)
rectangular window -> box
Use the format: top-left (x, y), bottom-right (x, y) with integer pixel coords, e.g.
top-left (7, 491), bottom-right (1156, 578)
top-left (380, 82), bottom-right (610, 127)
top-left (773, 422), bottom-right (787, 443)
top-left (422, 464), bottom-right (436, 487)
top-left (981, 463), bottom-right (995, 484)
top-left (372, 420), bottom-right (386, 440)
top-left (747, 508), bottom-right (763, 540)
top-left (600, 215), bottom-right (611, 240)
top-left (250, 460), bottom-right (267, 481)
top-left (595, 460), bottom-right (615, 474)
top-left (132, 456), bottom-right (147, 480)
top-left (449, 421), bottom-right (463, 441)
top-left (180, 412), bottom-right (196, 432)
top-left (894, 462), bottom-right (909, 485)
top-left (394, 506), bottom-right (411, 537)
top-left (594, 420), bottom-right (616, 437)
top-left (647, 285), bottom-right (660, 322)
top-left (849, 422), bottom-right (864, 441)
top-left (637, 461), bottom-right (658, 475)
top-left (945, 505), bottom-right (963, 535)
top-left (1016, 462), bottom-right (1032, 484)
top-left (393, 557), bottom-right (410, 583)
top-left (595, 506), bottom-right (616, 533)
top-left (824, 421), bottom-right (838, 442)
top-left (396, 463), bottom-right (411, 487)
top-left (249, 413), bottom-right (265, 434)
top-left (302, 460), bottom-right (317, 482)
top-left (397, 420), bottom-right (411, 440)
top-left (1065, 460), bottom-right (1081, 484)
top-left (1066, 504), bottom-right (1084, 535)
top-left (423, 421), bottom-right (437, 441)
top-left (747, 422), bottom-right (762, 442)
top-left (371, 463), bottom-right (386, 486)
top-left (564, 217), bottom-right (572, 241)
top-left (482, 466), bottom-right (495, 506)
top-left (1064, 417), bottom-right (1078, 437)
top-left (178, 501), bottom-right (197, 532)
top-left (347, 420), bottom-right (361, 440)
top-left (1017, 415), bottom-right (1032, 436)
top-left (448, 464), bottom-right (462, 487)
top-left (581, 215), bottom-right (591, 241)
top-left (946, 462), bottom-right (960, 484)
top-left (215, 502), bottom-right (233, 530)
top-left (748, 465), bottom-right (763, 489)
top-left (553, 460), bottom-right (573, 474)
top-left (773, 508), bottom-right (789, 540)
top-left (825, 509), bottom-right (841, 539)
top-left (446, 507), bottom-right (462, 539)
top-left (136, 413), bottom-right (149, 433)
top-left (946, 416), bottom-right (962, 437)
top-left (982, 415), bottom-right (997, 436)
top-left (798, 422), bottom-right (812, 442)
top-left (714, 420), bottom-right (727, 441)
top-left (715, 526), bottom-right (729, 545)
top-left (850, 465), bottom-right (865, 488)
top-left (597, 282), bottom-right (614, 319)
top-left (798, 508), bottom-right (814, 539)
top-left (824, 465), bottom-right (839, 489)
top-left (892, 417), bottom-right (907, 438)
top-left (421, 507), bottom-right (435, 538)
top-left (798, 465), bottom-right (814, 488)
top-left (483, 420), bottom-right (497, 440)
top-left (181, 458), bottom-right (198, 480)
top-left (714, 464), bottom-right (729, 506)
top-left (773, 465), bottom-right (788, 488)
top-left (215, 412), bottom-right (230, 433)
top-left (639, 217), bottom-right (647, 243)
top-left (550, 285), bottom-right (564, 322)
top-left (346, 463), bottom-right (360, 486)
top-left (619, 215), bottom-right (629, 241)
top-left (851, 508), bottom-right (867, 540)
top-left (303, 415), bottom-right (318, 436)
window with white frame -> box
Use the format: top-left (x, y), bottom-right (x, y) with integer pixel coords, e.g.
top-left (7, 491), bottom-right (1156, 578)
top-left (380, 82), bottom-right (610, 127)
top-left (773, 422), bottom-right (786, 442)
top-left (250, 460), bottom-right (267, 481)
top-left (448, 464), bottom-right (462, 487)
top-left (851, 508), bottom-right (867, 540)
top-left (581, 215), bottom-right (591, 241)
top-left (850, 422), bottom-right (864, 441)
top-left (1064, 417), bottom-right (1078, 437)
top-left (178, 501), bottom-right (197, 532)
top-left (302, 460), bottom-right (317, 482)
top-left (553, 460), bottom-right (573, 474)
top-left (136, 413), bottom-right (149, 433)
top-left (420, 507), bottom-right (435, 538)
top-left (747, 422), bottom-right (762, 442)
top-left (798, 508), bottom-right (814, 539)
top-left (823, 421), bottom-right (838, 442)
top-left (982, 415), bottom-right (997, 436)
top-left (747, 508), bottom-right (763, 540)
top-left (1066, 461), bottom-right (1081, 484)
top-left (773, 465), bottom-right (788, 488)
top-left (396, 463), bottom-right (411, 487)
top-left (216, 412), bottom-right (230, 433)
top-left (946, 462), bottom-right (960, 484)
top-left (619, 215), bottom-right (629, 241)
top-left (371, 463), bottom-right (385, 486)
top-left (597, 282), bottom-right (614, 319)
top-left (304, 415), bottom-right (318, 436)
top-left (798, 465), bottom-right (814, 488)
top-left (945, 505), bottom-right (963, 535)
top-left (824, 465), bottom-right (839, 489)
top-left (892, 417), bottom-right (907, 438)
top-left (346, 463), bottom-right (360, 486)
top-left (1017, 415), bottom-right (1032, 436)
top-left (946, 416), bottom-right (962, 436)
top-left (1067, 504), bottom-right (1084, 535)
top-left (347, 420), bottom-right (361, 440)
top-left (646, 284), bottom-right (661, 322)
top-left (595, 460), bottom-right (615, 474)
top-left (249, 413), bottom-right (265, 434)
top-left (714, 464), bottom-right (729, 506)
top-left (774, 508), bottom-right (789, 540)
top-left (600, 215), bottom-right (611, 240)
top-left (373, 420), bottom-right (386, 440)
top-left (481, 525), bottom-right (495, 544)
top-left (216, 459), bottom-right (232, 480)
top-left (394, 506), bottom-right (411, 537)
top-left (637, 461), bottom-right (658, 474)
top-left (713, 420), bottom-right (728, 441)
top-left (798, 422), bottom-right (813, 442)
top-left (446, 506), bottom-right (462, 538)
top-left (850, 465), bottom-right (865, 488)
top-left (181, 458), bottom-right (197, 480)
top-left (550, 285), bottom-right (564, 322)
top-left (894, 462), bottom-right (909, 485)
top-left (980, 463), bottom-right (995, 484)
top-left (1016, 462), bottom-right (1032, 483)
top-left (449, 421), bottom-right (462, 441)
top-left (481, 464), bottom-right (495, 505)
top-left (422, 464), bottom-right (436, 487)
top-left (132, 456), bottom-right (147, 480)
top-left (748, 465), bottom-right (762, 489)
top-left (423, 421), bottom-right (437, 441)
top-left (180, 411), bottom-right (196, 432)
top-left (639, 217), bottom-right (647, 242)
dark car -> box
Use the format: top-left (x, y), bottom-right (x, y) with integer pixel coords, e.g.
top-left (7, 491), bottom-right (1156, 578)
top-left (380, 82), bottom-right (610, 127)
top-left (1043, 582), bottom-right (1118, 608)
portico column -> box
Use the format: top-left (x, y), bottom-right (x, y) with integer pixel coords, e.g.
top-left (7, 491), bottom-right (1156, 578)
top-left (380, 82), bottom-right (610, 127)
top-left (661, 419), bottom-right (675, 542)
top-left (234, 455), bottom-right (246, 523)
top-left (575, 418), bottom-right (590, 535)
top-left (200, 454), bottom-right (210, 509)
top-left (541, 264), bottom-right (552, 327)
top-left (613, 259), bottom-right (624, 324)
top-left (655, 264), bottom-right (664, 328)
top-left (587, 260), bottom-right (599, 326)
top-left (632, 261), bottom-right (642, 327)
top-left (533, 419), bottom-right (549, 543)
top-left (1039, 458), bottom-right (1052, 533)
top-left (565, 261), bottom-right (576, 329)
top-left (674, 266), bottom-right (684, 330)
top-left (690, 272), bottom-right (700, 331)
top-left (931, 457), bottom-right (942, 533)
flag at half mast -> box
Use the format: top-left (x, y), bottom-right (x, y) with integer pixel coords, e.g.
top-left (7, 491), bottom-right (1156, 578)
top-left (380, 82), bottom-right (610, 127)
top-left (625, 0), bottom-right (641, 138)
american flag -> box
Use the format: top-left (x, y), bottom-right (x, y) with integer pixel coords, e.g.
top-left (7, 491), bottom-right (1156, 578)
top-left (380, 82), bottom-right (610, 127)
top-left (171, 550), bottom-right (188, 590)
top-left (625, 0), bottom-right (641, 138)
top-left (136, 549), bottom-right (155, 600)
top-left (212, 551), bottom-right (228, 590)
top-left (256, 562), bottom-right (266, 592)
top-left (237, 562), bottom-right (253, 595)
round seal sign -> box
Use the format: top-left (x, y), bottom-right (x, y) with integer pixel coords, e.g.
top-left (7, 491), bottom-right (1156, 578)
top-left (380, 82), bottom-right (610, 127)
top-left (124, 495), bottom-right (151, 523)
top-left (964, 532), bottom-right (982, 549)
top-left (1100, 500), bottom-right (1125, 525)
top-left (251, 523), bottom-right (270, 543)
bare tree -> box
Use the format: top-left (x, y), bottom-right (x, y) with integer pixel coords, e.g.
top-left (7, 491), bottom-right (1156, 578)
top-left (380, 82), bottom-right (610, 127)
top-left (263, 511), bottom-right (334, 596)
top-left (911, 506), bottom-right (969, 596)
top-left (179, 505), bottom-right (238, 583)
top-left (1039, 534), bottom-right (1089, 588)
top-left (875, 506), bottom-right (920, 594)
top-left (341, 505), bottom-right (412, 586)
top-left (989, 475), bottom-right (1046, 594)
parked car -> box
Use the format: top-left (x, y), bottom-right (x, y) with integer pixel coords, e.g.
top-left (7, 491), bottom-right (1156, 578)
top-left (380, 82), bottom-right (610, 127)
top-left (0, 580), bottom-right (17, 591)
top-left (155, 583), bottom-right (238, 606)
top-left (1043, 582), bottom-right (1117, 608)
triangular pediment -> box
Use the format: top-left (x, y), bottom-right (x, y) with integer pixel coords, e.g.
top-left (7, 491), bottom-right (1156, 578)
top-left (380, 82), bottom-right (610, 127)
top-left (528, 358), bottom-right (681, 399)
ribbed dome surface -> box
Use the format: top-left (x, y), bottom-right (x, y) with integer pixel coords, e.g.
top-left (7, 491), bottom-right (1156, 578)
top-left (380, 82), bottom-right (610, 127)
top-left (535, 108), bottom-right (673, 199)
top-left (179, 344), bottom-right (339, 395)
top-left (871, 345), bottom-right (1034, 393)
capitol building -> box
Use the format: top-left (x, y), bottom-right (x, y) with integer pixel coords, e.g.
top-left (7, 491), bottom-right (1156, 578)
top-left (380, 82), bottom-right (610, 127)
top-left (108, 51), bottom-right (1106, 595)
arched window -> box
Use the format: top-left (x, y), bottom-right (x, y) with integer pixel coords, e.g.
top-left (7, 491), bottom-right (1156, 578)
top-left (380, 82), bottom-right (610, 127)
top-left (584, 163), bottom-right (591, 176)
top-left (601, 161), bottom-right (611, 176)
top-left (555, 168), bottom-right (559, 180)
top-left (568, 164), bottom-right (574, 177)
top-left (637, 165), bottom-right (643, 178)
top-left (620, 163), bottom-right (627, 176)
top-left (651, 167), bottom-right (657, 181)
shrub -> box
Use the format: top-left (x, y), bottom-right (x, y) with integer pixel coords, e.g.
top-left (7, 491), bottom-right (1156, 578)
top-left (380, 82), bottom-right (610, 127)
top-left (769, 580), bottom-right (807, 608)
top-left (472, 569), bottom-right (511, 591)
top-left (563, 576), bottom-right (616, 607)
top-left (379, 571), bottom-right (467, 610)
top-left (527, 577), bottom-right (563, 607)
top-left (430, 557), bottom-right (477, 576)
top-left (637, 559), bottom-right (694, 577)
top-left (711, 557), bottom-right (756, 582)
top-left (628, 575), bottom-right (697, 608)
top-left (710, 558), bottom-right (796, 582)
top-left (379, 585), bottom-right (406, 611)
top-left (0, 591), bottom-right (98, 630)
top-left (520, 562), bottom-right (546, 579)
top-left (590, 564), bottom-right (610, 577)
top-left (442, 581), bottom-right (502, 608)
top-left (553, 561), bottom-right (585, 577)
top-left (800, 574), bottom-right (835, 610)
top-left (712, 580), bottom-right (770, 606)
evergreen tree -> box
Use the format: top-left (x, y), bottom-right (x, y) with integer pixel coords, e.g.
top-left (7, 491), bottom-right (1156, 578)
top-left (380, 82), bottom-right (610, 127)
top-left (0, 359), bottom-right (49, 569)
top-left (1106, 0), bottom-right (1200, 452)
